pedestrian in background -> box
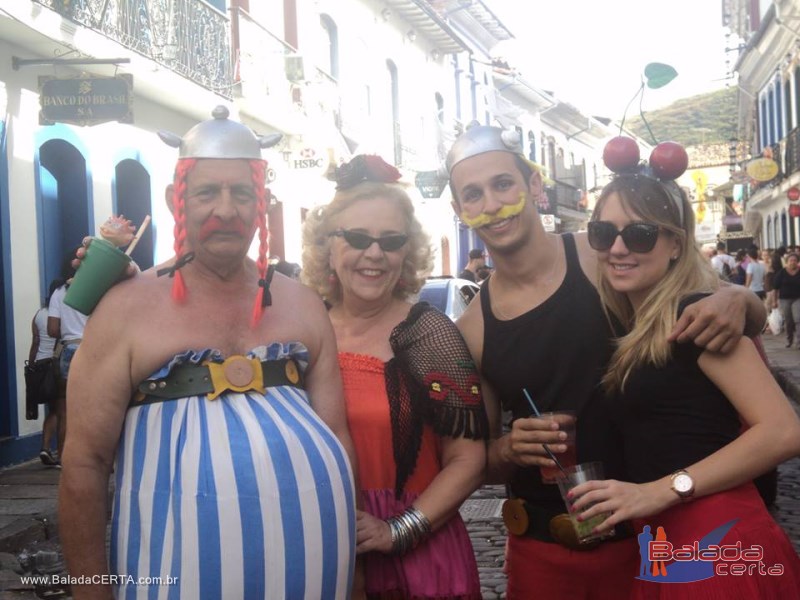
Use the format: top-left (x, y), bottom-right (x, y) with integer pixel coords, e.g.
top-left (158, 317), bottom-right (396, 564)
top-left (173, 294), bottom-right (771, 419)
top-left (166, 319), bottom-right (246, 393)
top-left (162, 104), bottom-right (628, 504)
top-left (711, 241), bottom-right (736, 280)
top-left (28, 279), bottom-right (61, 466)
top-left (574, 164), bottom-right (800, 598)
top-left (47, 254), bottom-right (87, 462)
top-left (458, 248), bottom-right (485, 282)
top-left (730, 248), bottom-right (748, 285)
top-left (302, 154), bottom-right (488, 599)
top-left (745, 246), bottom-right (766, 300)
top-left (773, 252), bottom-right (800, 348)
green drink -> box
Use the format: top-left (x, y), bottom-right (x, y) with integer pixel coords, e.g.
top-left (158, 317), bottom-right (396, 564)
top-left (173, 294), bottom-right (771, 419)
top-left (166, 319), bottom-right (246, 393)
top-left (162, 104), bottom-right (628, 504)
top-left (557, 462), bottom-right (616, 544)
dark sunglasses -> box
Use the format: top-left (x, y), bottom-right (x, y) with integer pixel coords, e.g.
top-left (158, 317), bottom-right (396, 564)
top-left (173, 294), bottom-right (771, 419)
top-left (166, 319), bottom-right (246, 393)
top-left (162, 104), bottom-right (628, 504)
top-left (329, 229), bottom-right (409, 252)
top-left (587, 222), bottom-right (660, 253)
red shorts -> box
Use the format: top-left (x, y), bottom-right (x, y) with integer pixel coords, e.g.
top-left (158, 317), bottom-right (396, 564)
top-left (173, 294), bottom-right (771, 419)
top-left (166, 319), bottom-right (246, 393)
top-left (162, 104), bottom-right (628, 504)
top-left (505, 534), bottom-right (639, 600)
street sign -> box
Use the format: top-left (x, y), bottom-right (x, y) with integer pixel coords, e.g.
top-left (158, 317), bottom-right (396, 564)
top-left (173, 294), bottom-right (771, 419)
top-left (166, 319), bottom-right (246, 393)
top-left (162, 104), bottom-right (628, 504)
top-left (721, 231), bottom-right (753, 239)
top-left (788, 186), bottom-right (800, 202)
top-left (790, 204), bottom-right (800, 218)
top-left (540, 214), bottom-right (556, 232)
top-left (39, 74), bottom-right (133, 126)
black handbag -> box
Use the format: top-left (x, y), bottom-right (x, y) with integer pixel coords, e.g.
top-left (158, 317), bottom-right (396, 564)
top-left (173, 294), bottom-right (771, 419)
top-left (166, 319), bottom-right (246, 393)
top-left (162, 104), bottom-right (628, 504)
top-left (24, 358), bottom-right (58, 420)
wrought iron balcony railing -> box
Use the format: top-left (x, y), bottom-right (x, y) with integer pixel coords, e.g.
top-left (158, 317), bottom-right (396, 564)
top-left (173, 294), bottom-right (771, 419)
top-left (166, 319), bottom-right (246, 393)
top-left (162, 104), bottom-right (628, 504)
top-left (33, 0), bottom-right (232, 97)
top-left (786, 127), bottom-right (800, 178)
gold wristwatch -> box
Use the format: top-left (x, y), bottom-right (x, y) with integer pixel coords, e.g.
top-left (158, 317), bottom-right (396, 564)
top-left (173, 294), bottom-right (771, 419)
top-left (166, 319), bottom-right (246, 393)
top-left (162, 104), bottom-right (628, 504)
top-left (670, 469), bottom-right (695, 500)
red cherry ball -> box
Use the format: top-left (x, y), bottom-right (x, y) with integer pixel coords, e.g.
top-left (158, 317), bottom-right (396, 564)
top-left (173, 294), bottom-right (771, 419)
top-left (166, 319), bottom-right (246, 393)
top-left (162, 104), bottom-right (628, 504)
top-left (649, 142), bottom-right (688, 180)
top-left (603, 137), bottom-right (640, 172)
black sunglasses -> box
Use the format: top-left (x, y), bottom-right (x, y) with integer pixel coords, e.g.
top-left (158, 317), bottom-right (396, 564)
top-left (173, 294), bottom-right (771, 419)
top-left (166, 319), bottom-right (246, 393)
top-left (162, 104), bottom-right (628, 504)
top-left (587, 222), bottom-right (660, 253)
top-left (329, 229), bottom-right (409, 252)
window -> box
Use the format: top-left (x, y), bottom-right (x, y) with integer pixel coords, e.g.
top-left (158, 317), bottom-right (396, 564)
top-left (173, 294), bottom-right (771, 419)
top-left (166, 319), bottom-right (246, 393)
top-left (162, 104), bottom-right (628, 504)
top-left (776, 78), bottom-right (784, 140)
top-left (768, 88), bottom-right (775, 147)
top-left (319, 14), bottom-right (338, 79)
top-left (387, 60), bottom-right (401, 165)
top-left (795, 66), bottom-right (800, 131)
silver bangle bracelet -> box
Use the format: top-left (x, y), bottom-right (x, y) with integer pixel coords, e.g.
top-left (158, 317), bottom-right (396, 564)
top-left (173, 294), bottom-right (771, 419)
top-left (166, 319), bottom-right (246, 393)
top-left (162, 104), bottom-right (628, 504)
top-left (384, 506), bottom-right (432, 554)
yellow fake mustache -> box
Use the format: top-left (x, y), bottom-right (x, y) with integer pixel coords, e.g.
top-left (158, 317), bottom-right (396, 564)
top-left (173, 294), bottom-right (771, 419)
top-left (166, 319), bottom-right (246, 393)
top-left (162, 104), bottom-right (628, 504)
top-left (459, 194), bottom-right (527, 229)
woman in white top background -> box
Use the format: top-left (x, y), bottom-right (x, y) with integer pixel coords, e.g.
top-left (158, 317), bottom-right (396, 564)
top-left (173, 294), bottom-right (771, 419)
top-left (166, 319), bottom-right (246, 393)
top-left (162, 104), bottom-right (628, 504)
top-left (28, 279), bottom-right (61, 466)
top-left (745, 246), bottom-right (766, 300)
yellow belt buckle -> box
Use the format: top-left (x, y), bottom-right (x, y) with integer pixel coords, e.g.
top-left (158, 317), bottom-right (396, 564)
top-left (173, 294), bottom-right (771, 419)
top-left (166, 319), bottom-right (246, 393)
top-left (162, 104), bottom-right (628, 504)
top-left (206, 356), bottom-right (265, 400)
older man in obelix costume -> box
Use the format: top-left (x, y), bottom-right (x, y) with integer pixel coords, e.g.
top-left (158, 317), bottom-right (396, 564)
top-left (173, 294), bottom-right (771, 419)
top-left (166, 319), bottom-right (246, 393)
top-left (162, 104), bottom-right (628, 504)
top-left (446, 125), bottom-right (766, 599)
top-left (59, 108), bottom-right (358, 599)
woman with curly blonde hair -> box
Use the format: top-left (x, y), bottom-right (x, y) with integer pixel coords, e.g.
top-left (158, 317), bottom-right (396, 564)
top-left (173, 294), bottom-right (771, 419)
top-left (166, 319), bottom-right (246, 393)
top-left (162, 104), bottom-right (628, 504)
top-left (302, 155), bottom-right (488, 599)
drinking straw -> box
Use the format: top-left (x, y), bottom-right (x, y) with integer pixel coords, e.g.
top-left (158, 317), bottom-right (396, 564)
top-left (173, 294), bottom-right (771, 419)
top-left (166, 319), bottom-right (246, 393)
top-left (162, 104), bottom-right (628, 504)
top-left (522, 388), bottom-right (569, 479)
top-left (125, 215), bottom-right (151, 256)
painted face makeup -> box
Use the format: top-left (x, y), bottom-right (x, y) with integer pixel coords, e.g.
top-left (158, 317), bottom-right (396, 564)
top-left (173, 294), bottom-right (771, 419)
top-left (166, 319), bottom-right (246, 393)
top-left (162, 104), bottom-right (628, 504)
top-left (198, 215), bottom-right (251, 241)
top-left (460, 193), bottom-right (527, 229)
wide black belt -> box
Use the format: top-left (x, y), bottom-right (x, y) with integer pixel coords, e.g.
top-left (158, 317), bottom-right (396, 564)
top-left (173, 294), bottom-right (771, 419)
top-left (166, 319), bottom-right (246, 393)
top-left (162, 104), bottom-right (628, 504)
top-left (133, 356), bottom-right (303, 406)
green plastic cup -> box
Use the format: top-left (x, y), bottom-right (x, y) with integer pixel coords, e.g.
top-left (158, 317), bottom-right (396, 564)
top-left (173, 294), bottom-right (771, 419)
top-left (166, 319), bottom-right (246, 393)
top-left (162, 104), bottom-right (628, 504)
top-left (64, 238), bottom-right (131, 315)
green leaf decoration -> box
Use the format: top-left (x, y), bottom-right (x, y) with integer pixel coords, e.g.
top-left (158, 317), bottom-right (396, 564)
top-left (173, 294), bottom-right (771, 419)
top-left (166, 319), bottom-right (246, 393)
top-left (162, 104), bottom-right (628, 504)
top-left (644, 63), bottom-right (678, 89)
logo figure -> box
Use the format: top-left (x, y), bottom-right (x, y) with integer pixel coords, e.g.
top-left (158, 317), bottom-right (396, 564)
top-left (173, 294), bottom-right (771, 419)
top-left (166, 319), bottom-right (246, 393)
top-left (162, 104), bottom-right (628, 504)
top-left (651, 526), bottom-right (668, 577)
top-left (637, 525), bottom-right (653, 578)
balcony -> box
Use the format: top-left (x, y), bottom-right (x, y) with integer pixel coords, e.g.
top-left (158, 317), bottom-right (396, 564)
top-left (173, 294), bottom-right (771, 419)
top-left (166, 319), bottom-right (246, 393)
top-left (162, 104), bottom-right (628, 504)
top-left (33, 0), bottom-right (232, 96)
top-left (231, 7), bottom-right (340, 132)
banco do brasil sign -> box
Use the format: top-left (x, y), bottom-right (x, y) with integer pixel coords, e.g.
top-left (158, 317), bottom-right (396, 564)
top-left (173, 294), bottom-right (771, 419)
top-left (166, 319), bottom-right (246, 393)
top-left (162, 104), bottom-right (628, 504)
top-left (39, 74), bottom-right (133, 126)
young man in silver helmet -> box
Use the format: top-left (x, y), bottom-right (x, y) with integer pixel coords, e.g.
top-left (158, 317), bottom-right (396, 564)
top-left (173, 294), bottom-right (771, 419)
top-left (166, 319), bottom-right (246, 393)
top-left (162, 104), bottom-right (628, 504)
top-left (446, 125), bottom-right (766, 599)
top-left (59, 107), bottom-right (358, 599)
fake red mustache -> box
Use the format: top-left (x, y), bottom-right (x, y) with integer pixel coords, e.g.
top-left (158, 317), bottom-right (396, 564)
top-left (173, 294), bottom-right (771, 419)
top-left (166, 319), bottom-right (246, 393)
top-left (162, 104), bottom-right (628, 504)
top-left (198, 217), bottom-right (251, 241)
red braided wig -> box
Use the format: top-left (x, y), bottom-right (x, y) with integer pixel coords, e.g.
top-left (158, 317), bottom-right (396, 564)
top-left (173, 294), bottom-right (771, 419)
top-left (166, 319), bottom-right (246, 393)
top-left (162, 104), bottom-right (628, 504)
top-left (170, 158), bottom-right (197, 303)
top-left (249, 159), bottom-right (270, 327)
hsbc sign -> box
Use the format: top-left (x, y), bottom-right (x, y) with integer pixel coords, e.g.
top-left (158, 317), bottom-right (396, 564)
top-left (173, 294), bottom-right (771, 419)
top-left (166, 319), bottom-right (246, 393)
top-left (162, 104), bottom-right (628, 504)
top-left (286, 147), bottom-right (327, 170)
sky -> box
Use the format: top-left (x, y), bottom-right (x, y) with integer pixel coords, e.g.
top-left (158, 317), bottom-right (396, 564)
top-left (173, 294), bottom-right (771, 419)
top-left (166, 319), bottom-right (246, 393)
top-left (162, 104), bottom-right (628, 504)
top-left (488, 0), bottom-right (732, 120)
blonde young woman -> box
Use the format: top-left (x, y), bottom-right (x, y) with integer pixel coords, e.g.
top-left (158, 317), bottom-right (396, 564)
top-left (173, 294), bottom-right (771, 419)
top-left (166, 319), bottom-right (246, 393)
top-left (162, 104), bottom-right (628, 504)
top-left (568, 163), bottom-right (800, 598)
top-left (302, 155), bottom-right (488, 599)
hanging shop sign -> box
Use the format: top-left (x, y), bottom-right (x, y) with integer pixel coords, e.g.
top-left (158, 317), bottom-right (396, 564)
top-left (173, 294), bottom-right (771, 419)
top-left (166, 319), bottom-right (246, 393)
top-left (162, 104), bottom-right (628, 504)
top-left (39, 74), bottom-right (133, 126)
top-left (745, 157), bottom-right (779, 182)
top-left (787, 186), bottom-right (800, 202)
top-left (415, 170), bottom-right (447, 199)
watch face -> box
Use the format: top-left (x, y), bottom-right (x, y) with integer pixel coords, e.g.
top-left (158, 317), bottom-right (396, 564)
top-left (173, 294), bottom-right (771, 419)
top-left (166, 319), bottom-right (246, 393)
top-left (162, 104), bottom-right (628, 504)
top-left (673, 474), bottom-right (693, 493)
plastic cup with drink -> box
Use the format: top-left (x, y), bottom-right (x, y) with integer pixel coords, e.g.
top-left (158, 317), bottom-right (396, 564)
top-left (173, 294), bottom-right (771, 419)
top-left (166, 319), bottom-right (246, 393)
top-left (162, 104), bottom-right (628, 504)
top-left (64, 215), bottom-right (149, 315)
top-left (538, 410), bottom-right (577, 483)
top-left (556, 461), bottom-right (615, 545)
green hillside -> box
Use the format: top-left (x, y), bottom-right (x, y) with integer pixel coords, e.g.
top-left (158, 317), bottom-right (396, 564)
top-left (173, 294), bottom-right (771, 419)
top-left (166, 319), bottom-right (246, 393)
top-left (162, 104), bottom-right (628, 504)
top-left (626, 87), bottom-right (737, 147)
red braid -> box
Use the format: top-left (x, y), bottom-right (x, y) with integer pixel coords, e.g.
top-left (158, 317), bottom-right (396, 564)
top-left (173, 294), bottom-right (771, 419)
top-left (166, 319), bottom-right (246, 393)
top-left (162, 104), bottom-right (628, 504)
top-left (250, 160), bottom-right (269, 326)
top-left (171, 158), bottom-right (196, 303)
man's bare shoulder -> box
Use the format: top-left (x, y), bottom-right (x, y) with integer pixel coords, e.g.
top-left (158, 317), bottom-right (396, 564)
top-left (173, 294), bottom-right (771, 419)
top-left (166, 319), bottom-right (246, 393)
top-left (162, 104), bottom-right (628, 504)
top-left (456, 292), bottom-right (485, 365)
top-left (272, 274), bottom-right (328, 313)
top-left (92, 268), bottom-right (169, 316)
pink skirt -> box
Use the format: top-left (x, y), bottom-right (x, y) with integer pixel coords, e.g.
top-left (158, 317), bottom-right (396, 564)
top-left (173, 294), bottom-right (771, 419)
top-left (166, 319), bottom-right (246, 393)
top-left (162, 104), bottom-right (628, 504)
top-left (361, 489), bottom-right (481, 600)
top-left (631, 483), bottom-right (800, 600)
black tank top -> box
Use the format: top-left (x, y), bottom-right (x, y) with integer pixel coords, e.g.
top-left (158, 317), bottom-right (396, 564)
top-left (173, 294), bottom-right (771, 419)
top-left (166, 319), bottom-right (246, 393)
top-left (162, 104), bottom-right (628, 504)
top-left (481, 233), bottom-right (622, 506)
